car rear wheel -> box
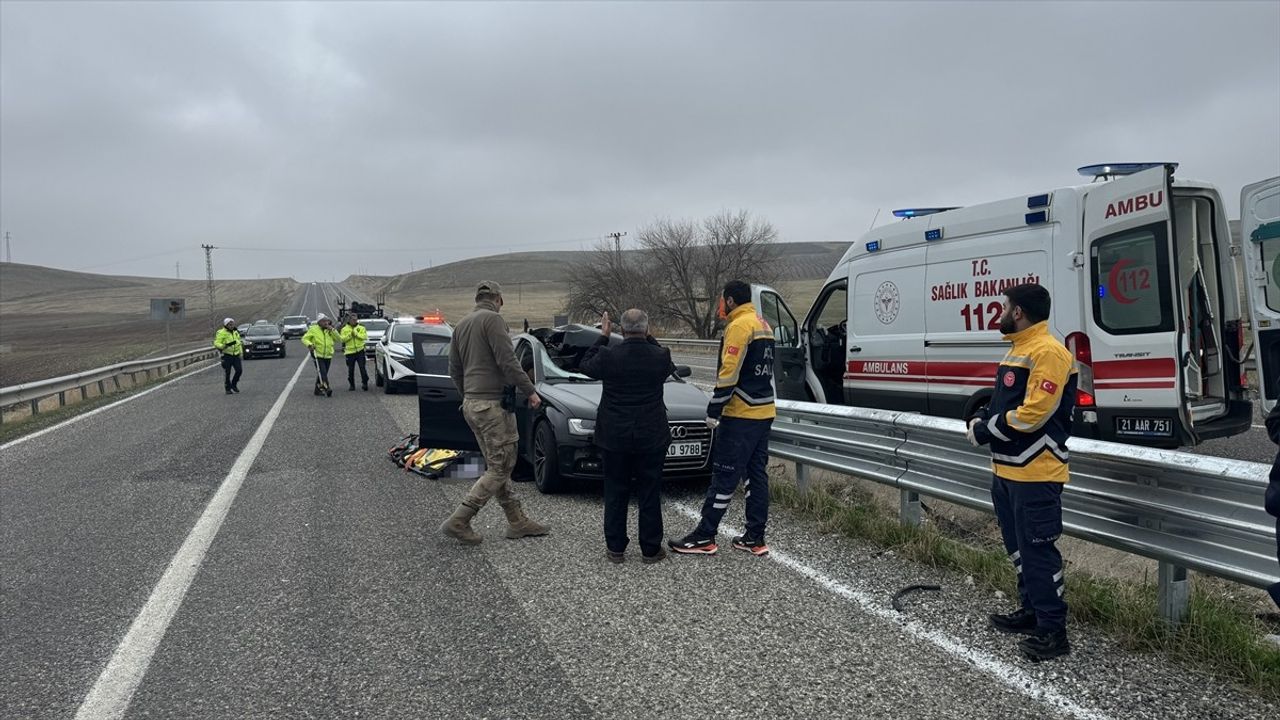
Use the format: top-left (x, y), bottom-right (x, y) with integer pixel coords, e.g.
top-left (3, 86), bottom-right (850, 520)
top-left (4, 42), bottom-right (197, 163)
top-left (532, 421), bottom-right (564, 494)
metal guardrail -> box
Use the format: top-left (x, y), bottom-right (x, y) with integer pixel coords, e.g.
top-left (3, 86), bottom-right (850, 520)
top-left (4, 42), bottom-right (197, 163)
top-left (0, 348), bottom-right (218, 422)
top-left (656, 337), bottom-right (719, 351)
top-left (770, 400), bottom-right (1278, 625)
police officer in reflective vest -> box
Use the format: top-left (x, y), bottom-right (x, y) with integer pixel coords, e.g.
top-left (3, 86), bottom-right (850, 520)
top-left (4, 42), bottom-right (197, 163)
top-left (969, 283), bottom-right (1076, 661)
top-left (213, 318), bottom-right (243, 395)
top-left (338, 314), bottom-right (369, 391)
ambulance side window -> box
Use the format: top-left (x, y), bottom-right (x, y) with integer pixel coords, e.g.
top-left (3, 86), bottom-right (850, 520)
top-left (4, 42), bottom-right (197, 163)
top-left (759, 292), bottom-right (797, 347)
top-left (1090, 223), bottom-right (1173, 334)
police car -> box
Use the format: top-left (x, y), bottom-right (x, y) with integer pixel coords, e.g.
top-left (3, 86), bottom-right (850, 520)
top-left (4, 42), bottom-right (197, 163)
top-left (374, 315), bottom-right (452, 394)
top-left (764, 163), bottom-right (1268, 448)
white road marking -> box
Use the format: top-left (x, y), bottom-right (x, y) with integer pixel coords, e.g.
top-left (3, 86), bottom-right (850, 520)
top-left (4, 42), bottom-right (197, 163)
top-left (1253, 424), bottom-right (1267, 430)
top-left (671, 504), bottom-right (1113, 720)
top-left (0, 363), bottom-right (218, 454)
top-left (73, 356), bottom-right (308, 720)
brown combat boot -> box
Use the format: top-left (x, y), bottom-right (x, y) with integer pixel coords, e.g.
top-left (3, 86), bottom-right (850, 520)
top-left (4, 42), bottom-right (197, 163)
top-left (501, 500), bottom-right (550, 539)
top-left (440, 504), bottom-right (482, 545)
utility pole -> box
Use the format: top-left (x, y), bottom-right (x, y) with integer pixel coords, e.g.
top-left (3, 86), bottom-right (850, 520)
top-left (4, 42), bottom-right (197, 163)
top-left (607, 231), bottom-right (627, 254)
top-left (175, 261), bottom-right (180, 279)
top-left (3, 232), bottom-right (10, 263)
top-left (202, 244), bottom-right (216, 327)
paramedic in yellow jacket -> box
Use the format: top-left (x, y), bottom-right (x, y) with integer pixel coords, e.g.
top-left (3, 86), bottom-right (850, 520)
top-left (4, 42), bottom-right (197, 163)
top-left (213, 317), bottom-right (243, 395)
top-left (669, 280), bottom-right (777, 557)
top-left (301, 314), bottom-right (341, 397)
top-left (968, 283), bottom-right (1077, 662)
top-left (338, 314), bottom-right (369, 391)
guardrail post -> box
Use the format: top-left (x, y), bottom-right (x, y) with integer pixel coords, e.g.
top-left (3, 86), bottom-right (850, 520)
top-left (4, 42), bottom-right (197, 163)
top-left (899, 489), bottom-right (922, 527)
top-left (1158, 561), bottom-right (1190, 626)
top-left (795, 462), bottom-right (810, 494)
top-left (30, 399), bottom-right (39, 416)
top-left (113, 376), bottom-right (121, 391)
top-left (58, 391), bottom-right (66, 407)
top-left (79, 386), bottom-right (87, 401)
top-left (97, 380), bottom-right (106, 396)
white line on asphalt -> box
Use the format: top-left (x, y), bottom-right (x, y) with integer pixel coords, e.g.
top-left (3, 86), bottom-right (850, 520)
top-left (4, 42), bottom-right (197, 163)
top-left (74, 356), bottom-right (308, 720)
top-left (1253, 424), bottom-right (1267, 430)
top-left (671, 504), bottom-right (1113, 720)
top-left (0, 363), bottom-right (219, 454)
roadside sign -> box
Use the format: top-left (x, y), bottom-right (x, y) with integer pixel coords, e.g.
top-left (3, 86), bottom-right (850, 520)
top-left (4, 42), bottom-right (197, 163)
top-left (150, 298), bottom-right (185, 320)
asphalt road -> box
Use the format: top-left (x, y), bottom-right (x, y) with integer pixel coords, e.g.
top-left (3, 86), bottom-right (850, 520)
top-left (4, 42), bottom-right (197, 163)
top-left (670, 351), bottom-right (1269, 463)
top-left (2, 294), bottom-right (1275, 719)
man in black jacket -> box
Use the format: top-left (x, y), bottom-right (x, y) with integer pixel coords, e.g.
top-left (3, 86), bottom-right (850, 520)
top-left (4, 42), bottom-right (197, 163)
top-left (1266, 401), bottom-right (1280, 609)
top-left (580, 309), bottom-right (676, 564)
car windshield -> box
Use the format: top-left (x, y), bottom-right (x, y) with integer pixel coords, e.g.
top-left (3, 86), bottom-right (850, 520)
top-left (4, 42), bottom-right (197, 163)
top-left (390, 323), bottom-right (448, 343)
top-left (283, 316), bottom-right (307, 324)
top-left (360, 319), bottom-right (389, 332)
top-left (245, 327), bottom-right (279, 337)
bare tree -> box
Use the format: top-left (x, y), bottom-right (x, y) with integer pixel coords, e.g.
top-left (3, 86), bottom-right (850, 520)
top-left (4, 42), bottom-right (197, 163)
top-left (644, 210), bottom-right (779, 338)
top-left (565, 210), bottom-right (780, 337)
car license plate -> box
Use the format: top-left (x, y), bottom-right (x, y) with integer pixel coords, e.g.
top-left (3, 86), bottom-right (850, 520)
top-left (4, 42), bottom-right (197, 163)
top-left (1115, 416), bottom-right (1174, 438)
top-left (667, 442), bottom-right (702, 458)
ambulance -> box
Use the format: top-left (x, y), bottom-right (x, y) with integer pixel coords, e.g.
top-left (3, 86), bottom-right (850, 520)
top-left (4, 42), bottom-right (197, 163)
top-left (757, 163), bottom-right (1260, 447)
top-left (1240, 176), bottom-right (1280, 413)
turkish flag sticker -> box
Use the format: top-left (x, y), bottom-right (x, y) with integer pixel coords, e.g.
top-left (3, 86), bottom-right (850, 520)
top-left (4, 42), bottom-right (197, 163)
top-left (1040, 379), bottom-right (1058, 394)
top-left (727, 345), bottom-right (740, 356)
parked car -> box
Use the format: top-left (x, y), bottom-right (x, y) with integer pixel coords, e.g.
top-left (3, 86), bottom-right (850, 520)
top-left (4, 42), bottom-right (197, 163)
top-left (375, 319), bottom-right (452, 394)
top-left (415, 324), bottom-right (708, 494)
top-left (358, 317), bottom-right (390, 357)
top-left (242, 324), bottom-right (287, 358)
top-left (280, 315), bottom-right (309, 338)
top-left (237, 323), bottom-right (251, 334)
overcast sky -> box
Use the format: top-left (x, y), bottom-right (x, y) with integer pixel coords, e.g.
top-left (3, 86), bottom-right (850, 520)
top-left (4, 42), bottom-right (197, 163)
top-left (2, 1), bottom-right (1278, 281)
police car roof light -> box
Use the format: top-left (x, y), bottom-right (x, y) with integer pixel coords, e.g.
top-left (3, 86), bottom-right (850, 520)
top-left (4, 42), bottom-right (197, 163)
top-left (1077, 163), bottom-right (1178, 180)
top-left (892, 207), bottom-right (959, 219)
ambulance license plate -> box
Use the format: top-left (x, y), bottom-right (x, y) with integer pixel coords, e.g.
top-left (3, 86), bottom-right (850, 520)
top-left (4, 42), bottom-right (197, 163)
top-left (1115, 417), bottom-right (1173, 438)
top-left (667, 442), bottom-right (702, 458)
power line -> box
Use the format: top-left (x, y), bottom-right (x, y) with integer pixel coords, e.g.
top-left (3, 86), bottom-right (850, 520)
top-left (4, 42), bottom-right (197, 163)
top-left (217, 233), bottom-right (607, 255)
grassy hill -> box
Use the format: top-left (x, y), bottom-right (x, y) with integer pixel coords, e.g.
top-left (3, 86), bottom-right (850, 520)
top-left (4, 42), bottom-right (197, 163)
top-left (343, 242), bottom-right (849, 330)
top-left (0, 263), bottom-right (300, 386)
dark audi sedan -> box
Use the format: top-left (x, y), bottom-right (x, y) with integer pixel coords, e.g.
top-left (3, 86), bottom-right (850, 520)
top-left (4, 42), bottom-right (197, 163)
top-left (242, 324), bottom-right (287, 358)
top-left (414, 325), bottom-right (711, 493)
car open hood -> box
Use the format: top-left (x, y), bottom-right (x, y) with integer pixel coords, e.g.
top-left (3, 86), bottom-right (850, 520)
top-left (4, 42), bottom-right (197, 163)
top-left (538, 380), bottom-right (708, 421)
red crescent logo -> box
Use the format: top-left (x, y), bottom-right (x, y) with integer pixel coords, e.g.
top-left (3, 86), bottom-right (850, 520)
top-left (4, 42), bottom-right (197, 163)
top-left (1107, 258), bottom-right (1137, 305)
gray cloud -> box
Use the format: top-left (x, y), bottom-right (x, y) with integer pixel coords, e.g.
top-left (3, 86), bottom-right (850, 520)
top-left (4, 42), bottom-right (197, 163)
top-left (2, 0), bottom-right (1277, 280)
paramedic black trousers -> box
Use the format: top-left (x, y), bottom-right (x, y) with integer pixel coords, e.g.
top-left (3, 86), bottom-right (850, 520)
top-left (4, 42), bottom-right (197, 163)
top-left (346, 352), bottom-right (369, 388)
top-left (992, 476), bottom-right (1068, 632)
top-left (220, 354), bottom-right (242, 391)
top-left (695, 417), bottom-right (773, 541)
top-left (602, 447), bottom-right (666, 557)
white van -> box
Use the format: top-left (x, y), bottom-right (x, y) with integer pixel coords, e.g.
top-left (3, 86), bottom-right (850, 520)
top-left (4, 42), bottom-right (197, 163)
top-left (759, 163), bottom-right (1257, 447)
top-left (1240, 176), bottom-right (1280, 413)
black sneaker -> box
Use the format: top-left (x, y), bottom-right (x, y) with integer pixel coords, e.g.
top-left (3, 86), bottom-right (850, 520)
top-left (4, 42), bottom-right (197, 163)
top-left (348, 383), bottom-right (356, 391)
top-left (990, 608), bottom-right (1038, 635)
top-left (362, 384), bottom-right (369, 391)
top-left (732, 535), bottom-right (770, 556)
top-left (1019, 629), bottom-right (1071, 661)
top-left (668, 533), bottom-right (717, 555)
top-left (606, 550), bottom-right (625, 564)
top-left (225, 388), bottom-right (233, 395)
top-left (230, 386), bottom-right (240, 394)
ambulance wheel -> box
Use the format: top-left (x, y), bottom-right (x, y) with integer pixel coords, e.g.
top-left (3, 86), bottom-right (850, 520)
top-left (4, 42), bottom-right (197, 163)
top-left (532, 421), bottom-right (564, 494)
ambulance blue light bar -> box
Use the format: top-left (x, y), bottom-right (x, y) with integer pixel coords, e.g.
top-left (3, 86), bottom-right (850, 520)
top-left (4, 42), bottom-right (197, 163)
top-left (865, 240), bottom-right (881, 252)
top-left (1077, 163), bottom-right (1178, 179)
top-left (1027, 194), bottom-right (1050, 209)
top-left (924, 229), bottom-right (943, 241)
top-left (893, 207), bottom-right (958, 218)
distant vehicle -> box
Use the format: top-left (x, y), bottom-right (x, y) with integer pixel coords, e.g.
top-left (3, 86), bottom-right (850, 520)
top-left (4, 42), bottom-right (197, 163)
top-left (375, 320), bottom-right (452, 394)
top-left (253, 319), bottom-right (271, 326)
top-left (357, 318), bottom-right (390, 357)
top-left (338, 291), bottom-right (388, 320)
top-left (242, 324), bottom-right (287, 359)
top-left (280, 315), bottom-right (309, 338)
top-left (415, 324), bottom-right (707, 494)
top-left (237, 323), bottom-right (251, 334)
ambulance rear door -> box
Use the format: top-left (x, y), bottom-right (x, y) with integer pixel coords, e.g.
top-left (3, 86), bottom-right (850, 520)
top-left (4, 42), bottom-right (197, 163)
top-left (1082, 165), bottom-right (1189, 445)
top-left (1241, 176), bottom-right (1280, 412)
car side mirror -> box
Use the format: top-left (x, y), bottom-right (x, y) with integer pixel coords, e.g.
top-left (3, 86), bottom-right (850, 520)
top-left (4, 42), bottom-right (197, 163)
top-left (675, 365), bottom-right (692, 378)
